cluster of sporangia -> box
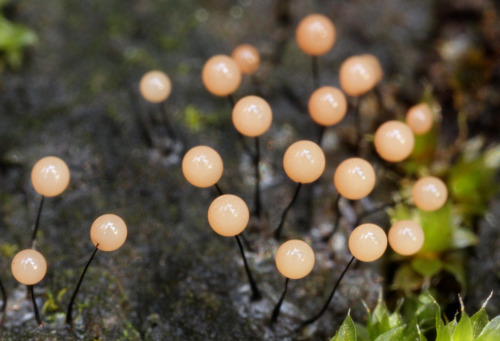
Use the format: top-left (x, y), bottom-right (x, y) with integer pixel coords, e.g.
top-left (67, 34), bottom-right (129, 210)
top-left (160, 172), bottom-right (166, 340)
top-left (138, 13), bottom-right (449, 329)
top-left (3, 156), bottom-right (128, 328)
top-left (1, 13), bottom-right (448, 332)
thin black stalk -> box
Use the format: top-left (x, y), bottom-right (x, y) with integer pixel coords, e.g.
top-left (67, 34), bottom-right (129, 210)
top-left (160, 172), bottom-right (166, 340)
top-left (352, 200), bottom-right (361, 229)
top-left (251, 75), bottom-right (263, 97)
top-left (66, 245), bottom-right (99, 327)
top-left (270, 277), bottom-right (289, 324)
top-left (30, 195), bottom-right (45, 248)
top-left (227, 94), bottom-right (236, 108)
top-left (129, 86), bottom-right (158, 148)
top-left (235, 235), bottom-right (261, 301)
top-left (312, 56), bottom-right (319, 90)
top-left (297, 256), bottom-right (356, 330)
top-left (353, 97), bottom-right (362, 154)
top-left (253, 137), bottom-right (262, 218)
top-left (214, 183), bottom-right (224, 196)
top-left (0, 278), bottom-right (6, 326)
top-left (374, 86), bottom-right (386, 124)
top-left (128, 85), bottom-right (155, 148)
top-left (274, 183), bottom-right (302, 240)
top-left (29, 285), bottom-right (42, 326)
top-left (317, 125), bottom-right (325, 146)
top-left (282, 84), bottom-right (308, 114)
top-left (159, 102), bottom-right (177, 141)
top-left (357, 196), bottom-right (410, 222)
top-left (324, 193), bottom-right (342, 242)
top-left (357, 203), bottom-right (391, 221)
top-left (238, 133), bottom-right (254, 158)
top-left (239, 232), bottom-right (253, 252)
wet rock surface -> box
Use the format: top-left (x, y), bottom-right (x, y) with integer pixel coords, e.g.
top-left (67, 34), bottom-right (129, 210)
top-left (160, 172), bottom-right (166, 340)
top-left (0, 0), bottom-right (499, 340)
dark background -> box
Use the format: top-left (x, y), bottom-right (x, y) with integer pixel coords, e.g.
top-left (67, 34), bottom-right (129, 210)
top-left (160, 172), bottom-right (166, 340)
top-left (0, 0), bottom-right (499, 339)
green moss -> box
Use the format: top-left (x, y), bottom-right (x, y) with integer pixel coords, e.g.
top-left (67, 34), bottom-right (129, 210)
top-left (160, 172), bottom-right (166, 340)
top-left (0, 242), bottom-right (18, 257)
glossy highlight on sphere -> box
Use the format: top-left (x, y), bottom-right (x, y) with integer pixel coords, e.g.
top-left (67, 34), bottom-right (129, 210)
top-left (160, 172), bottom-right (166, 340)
top-left (231, 44), bottom-right (260, 75)
top-left (374, 121), bottom-right (415, 162)
top-left (202, 55), bottom-right (241, 96)
top-left (275, 240), bottom-right (315, 279)
top-left (388, 220), bottom-right (424, 256)
top-left (31, 156), bottom-right (70, 197)
top-left (11, 249), bottom-right (47, 285)
top-left (406, 103), bottom-right (433, 135)
top-left (308, 86), bottom-right (347, 126)
top-left (90, 214), bottom-right (127, 252)
top-left (349, 224), bottom-right (387, 262)
top-left (283, 140), bottom-right (325, 184)
top-left (182, 146), bottom-right (224, 188)
top-left (339, 55), bottom-right (377, 96)
top-left (412, 176), bottom-right (448, 211)
top-left (360, 54), bottom-right (383, 84)
top-left (334, 158), bottom-right (376, 200)
top-left (232, 96), bottom-right (272, 137)
top-left (139, 70), bottom-right (172, 103)
top-left (296, 14), bottom-right (336, 56)
top-left (208, 194), bottom-right (249, 237)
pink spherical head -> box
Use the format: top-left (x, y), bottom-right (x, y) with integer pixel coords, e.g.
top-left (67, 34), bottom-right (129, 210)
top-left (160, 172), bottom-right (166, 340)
top-left (406, 103), bottom-right (433, 135)
top-left (11, 249), bottom-right (47, 285)
top-left (275, 239), bottom-right (315, 279)
top-left (283, 140), bottom-right (325, 183)
top-left (139, 70), bottom-right (172, 103)
top-left (374, 121), bottom-right (415, 162)
top-left (334, 158), bottom-right (376, 200)
top-left (308, 86), bottom-right (347, 126)
top-left (208, 194), bottom-right (249, 237)
top-left (90, 214), bottom-right (127, 252)
top-left (31, 156), bottom-right (70, 197)
top-left (232, 96), bottom-right (272, 137)
top-left (232, 44), bottom-right (260, 75)
top-left (339, 55), bottom-right (378, 96)
top-left (412, 176), bottom-right (448, 211)
top-left (348, 224), bottom-right (387, 262)
top-left (182, 146), bottom-right (224, 188)
top-left (296, 14), bottom-right (336, 56)
top-left (202, 55), bottom-right (242, 96)
top-left (388, 220), bottom-right (424, 256)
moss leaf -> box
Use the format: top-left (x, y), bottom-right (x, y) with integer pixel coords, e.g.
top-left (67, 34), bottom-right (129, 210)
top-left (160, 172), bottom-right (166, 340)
top-left (392, 264), bottom-right (423, 293)
top-left (355, 322), bottom-right (370, 341)
top-left (411, 258), bottom-right (443, 277)
top-left (434, 297), bottom-right (452, 341)
top-left (331, 312), bottom-right (357, 341)
top-left (449, 143), bottom-right (500, 221)
top-left (452, 311), bottom-right (472, 341)
top-left (367, 292), bottom-right (392, 339)
top-left (418, 202), bottom-right (452, 252)
top-left (373, 325), bottom-right (406, 341)
top-left (471, 308), bottom-right (489, 339)
top-left (477, 316), bottom-right (500, 341)
top-left (451, 227), bottom-right (478, 249)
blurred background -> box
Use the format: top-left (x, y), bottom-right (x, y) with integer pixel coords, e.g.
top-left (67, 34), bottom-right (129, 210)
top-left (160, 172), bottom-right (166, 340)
top-left (0, 0), bottom-right (499, 339)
